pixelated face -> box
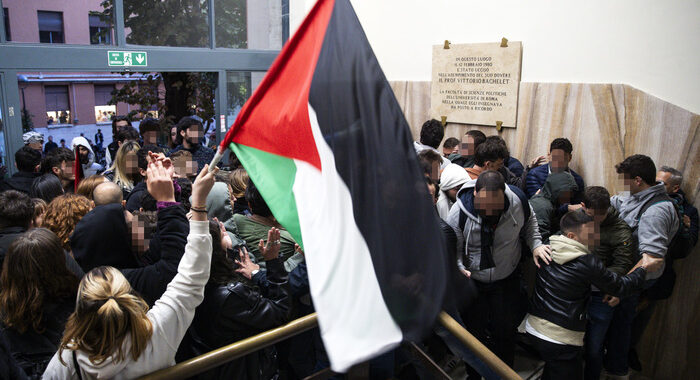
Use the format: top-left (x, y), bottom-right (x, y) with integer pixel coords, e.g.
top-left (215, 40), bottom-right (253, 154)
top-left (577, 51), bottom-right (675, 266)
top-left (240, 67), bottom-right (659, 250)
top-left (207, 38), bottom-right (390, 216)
top-left (557, 190), bottom-right (573, 205)
top-left (429, 160), bottom-right (440, 183)
top-left (474, 189), bottom-right (504, 217)
top-left (131, 217), bottom-right (151, 255)
top-left (583, 206), bottom-right (607, 225)
top-left (174, 158), bottom-right (198, 178)
top-left (577, 221), bottom-right (600, 249)
top-left (442, 144), bottom-right (457, 157)
top-left (142, 130), bottom-right (158, 145)
top-left (484, 158), bottom-right (504, 172)
top-left (125, 152), bottom-right (139, 175)
top-left (60, 161), bottom-right (75, 181)
top-left (459, 135), bottom-right (476, 156)
top-left (549, 149), bottom-right (571, 172)
top-left (184, 124), bottom-right (203, 144)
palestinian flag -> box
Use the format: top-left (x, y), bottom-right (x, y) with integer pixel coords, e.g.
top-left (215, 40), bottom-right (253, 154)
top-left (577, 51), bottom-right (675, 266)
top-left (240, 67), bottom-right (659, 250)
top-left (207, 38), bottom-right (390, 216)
top-left (218, 0), bottom-right (448, 371)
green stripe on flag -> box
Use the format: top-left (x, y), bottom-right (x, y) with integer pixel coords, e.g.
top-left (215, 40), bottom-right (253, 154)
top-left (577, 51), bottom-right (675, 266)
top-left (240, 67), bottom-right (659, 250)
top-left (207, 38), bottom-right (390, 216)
top-left (231, 143), bottom-right (304, 248)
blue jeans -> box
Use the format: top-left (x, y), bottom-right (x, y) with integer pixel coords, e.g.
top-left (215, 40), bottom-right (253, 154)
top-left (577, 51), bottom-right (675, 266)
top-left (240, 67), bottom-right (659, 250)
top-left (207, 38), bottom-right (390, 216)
top-left (584, 293), bottom-right (616, 380)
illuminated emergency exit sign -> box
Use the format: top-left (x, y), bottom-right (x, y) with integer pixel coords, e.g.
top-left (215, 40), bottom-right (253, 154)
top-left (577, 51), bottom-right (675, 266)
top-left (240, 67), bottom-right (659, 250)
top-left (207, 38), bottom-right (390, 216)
top-left (108, 51), bottom-right (148, 67)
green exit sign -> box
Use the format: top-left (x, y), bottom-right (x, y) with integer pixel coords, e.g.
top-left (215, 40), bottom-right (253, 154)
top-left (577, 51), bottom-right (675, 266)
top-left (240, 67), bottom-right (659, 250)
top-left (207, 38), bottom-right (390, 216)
top-left (108, 51), bottom-right (148, 67)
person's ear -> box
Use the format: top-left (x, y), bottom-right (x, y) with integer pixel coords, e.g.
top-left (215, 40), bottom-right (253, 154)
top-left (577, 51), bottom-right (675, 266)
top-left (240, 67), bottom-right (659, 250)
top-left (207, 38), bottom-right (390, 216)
top-left (672, 184), bottom-right (680, 193)
top-left (51, 166), bottom-right (61, 176)
top-left (139, 168), bottom-right (147, 178)
top-left (566, 231), bottom-right (577, 240)
top-left (566, 153), bottom-right (572, 163)
top-left (180, 129), bottom-right (187, 138)
top-left (90, 200), bottom-right (95, 209)
top-left (34, 164), bottom-right (41, 173)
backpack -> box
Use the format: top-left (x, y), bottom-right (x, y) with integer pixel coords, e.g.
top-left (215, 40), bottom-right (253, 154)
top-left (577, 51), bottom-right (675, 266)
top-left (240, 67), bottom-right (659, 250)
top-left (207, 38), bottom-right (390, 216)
top-left (633, 193), bottom-right (693, 300)
top-left (633, 193), bottom-right (693, 261)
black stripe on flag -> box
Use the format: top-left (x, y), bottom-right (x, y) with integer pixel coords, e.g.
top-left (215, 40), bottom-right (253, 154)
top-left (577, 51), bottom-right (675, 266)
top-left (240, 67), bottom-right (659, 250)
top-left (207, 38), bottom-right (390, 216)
top-left (308, 0), bottom-right (449, 341)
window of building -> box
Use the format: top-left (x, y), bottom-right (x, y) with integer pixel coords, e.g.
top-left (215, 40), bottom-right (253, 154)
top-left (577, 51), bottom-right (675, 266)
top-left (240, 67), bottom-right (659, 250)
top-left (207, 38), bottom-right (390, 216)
top-left (89, 14), bottom-right (112, 45)
top-left (45, 85), bottom-right (70, 125)
top-left (3, 8), bottom-right (10, 41)
top-left (38, 11), bottom-right (64, 43)
top-left (94, 84), bottom-right (116, 123)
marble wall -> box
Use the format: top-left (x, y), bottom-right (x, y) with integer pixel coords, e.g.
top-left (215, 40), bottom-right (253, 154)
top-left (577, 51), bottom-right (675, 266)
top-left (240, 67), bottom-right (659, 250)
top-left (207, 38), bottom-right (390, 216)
top-left (389, 81), bottom-right (699, 379)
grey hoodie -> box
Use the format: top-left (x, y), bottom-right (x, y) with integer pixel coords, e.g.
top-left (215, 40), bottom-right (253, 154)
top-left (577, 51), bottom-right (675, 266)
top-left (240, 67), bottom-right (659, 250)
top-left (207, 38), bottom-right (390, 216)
top-left (610, 182), bottom-right (679, 280)
top-left (446, 181), bottom-right (543, 283)
top-left (71, 136), bottom-right (103, 177)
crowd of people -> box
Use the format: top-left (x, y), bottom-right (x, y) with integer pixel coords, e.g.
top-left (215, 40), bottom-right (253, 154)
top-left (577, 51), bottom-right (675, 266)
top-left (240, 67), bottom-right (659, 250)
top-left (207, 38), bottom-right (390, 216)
top-left (417, 119), bottom-right (697, 380)
top-left (0, 114), bottom-right (695, 379)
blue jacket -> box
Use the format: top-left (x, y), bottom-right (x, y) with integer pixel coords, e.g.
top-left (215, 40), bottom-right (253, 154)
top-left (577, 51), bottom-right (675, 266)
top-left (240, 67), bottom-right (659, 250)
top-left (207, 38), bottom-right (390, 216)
top-left (525, 163), bottom-right (585, 201)
top-left (505, 156), bottom-right (525, 178)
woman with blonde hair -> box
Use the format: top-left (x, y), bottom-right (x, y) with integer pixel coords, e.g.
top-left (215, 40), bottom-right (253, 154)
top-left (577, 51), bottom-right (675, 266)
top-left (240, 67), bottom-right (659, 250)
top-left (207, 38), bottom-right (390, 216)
top-left (43, 160), bottom-right (218, 379)
top-left (42, 194), bottom-right (92, 251)
top-left (103, 140), bottom-right (141, 198)
top-left (228, 168), bottom-right (250, 215)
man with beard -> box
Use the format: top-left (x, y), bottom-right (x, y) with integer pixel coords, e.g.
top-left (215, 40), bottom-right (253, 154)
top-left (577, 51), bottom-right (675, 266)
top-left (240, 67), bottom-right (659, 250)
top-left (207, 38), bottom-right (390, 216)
top-left (71, 136), bottom-right (104, 177)
top-left (447, 170), bottom-right (550, 378)
top-left (168, 116), bottom-right (217, 173)
top-left (41, 147), bottom-right (76, 193)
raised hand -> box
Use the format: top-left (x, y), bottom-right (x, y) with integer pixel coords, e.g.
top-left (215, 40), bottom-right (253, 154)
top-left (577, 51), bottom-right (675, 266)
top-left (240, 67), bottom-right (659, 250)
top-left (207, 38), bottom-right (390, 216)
top-left (234, 246), bottom-right (260, 280)
top-left (146, 161), bottom-right (175, 202)
top-left (259, 227), bottom-right (281, 261)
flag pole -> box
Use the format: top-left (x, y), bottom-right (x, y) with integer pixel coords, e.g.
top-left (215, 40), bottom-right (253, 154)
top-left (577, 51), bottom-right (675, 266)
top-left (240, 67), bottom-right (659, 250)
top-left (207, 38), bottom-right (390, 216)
top-left (208, 145), bottom-right (226, 173)
top-left (437, 311), bottom-right (522, 380)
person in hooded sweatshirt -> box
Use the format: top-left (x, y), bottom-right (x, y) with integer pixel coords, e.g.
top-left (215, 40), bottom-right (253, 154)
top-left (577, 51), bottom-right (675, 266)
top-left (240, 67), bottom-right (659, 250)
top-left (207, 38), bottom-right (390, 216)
top-left (205, 181), bottom-right (246, 249)
top-left (529, 171), bottom-right (579, 243)
top-left (0, 147), bottom-right (42, 194)
top-left (436, 164), bottom-right (470, 220)
top-left (525, 211), bottom-right (663, 380)
top-left (71, 136), bottom-right (104, 177)
top-left (446, 170), bottom-right (550, 375)
top-left (42, 160), bottom-right (217, 379)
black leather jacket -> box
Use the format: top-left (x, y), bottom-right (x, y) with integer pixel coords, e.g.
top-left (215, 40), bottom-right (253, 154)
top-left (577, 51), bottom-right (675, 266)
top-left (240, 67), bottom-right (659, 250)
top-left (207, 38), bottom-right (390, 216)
top-left (177, 258), bottom-right (291, 380)
top-left (529, 254), bottom-right (646, 332)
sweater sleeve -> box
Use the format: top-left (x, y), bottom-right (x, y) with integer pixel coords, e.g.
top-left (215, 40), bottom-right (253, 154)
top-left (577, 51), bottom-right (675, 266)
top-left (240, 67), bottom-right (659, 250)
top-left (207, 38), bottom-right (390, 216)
top-left (523, 201), bottom-right (544, 251)
top-left (147, 220), bottom-right (212, 354)
top-left (638, 203), bottom-right (679, 258)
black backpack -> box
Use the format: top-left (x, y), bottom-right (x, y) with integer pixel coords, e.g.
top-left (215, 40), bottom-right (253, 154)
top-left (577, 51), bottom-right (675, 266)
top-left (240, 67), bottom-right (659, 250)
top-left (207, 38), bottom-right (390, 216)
top-left (633, 193), bottom-right (693, 300)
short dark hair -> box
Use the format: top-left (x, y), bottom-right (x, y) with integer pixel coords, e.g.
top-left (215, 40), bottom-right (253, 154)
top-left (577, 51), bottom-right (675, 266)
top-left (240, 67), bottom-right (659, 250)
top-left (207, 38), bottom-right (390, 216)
top-left (659, 166), bottom-right (683, 187)
top-left (474, 139), bottom-right (508, 167)
top-left (136, 145), bottom-right (165, 171)
top-left (615, 154), bottom-right (656, 185)
top-left (175, 116), bottom-right (204, 145)
top-left (41, 148), bottom-right (74, 174)
top-left (116, 126), bottom-right (140, 144)
top-left (550, 138), bottom-right (573, 154)
top-left (0, 190), bottom-right (34, 229)
top-left (475, 170), bottom-right (505, 193)
top-left (419, 119), bottom-right (445, 149)
top-left (30, 174), bottom-right (64, 203)
top-left (466, 130), bottom-right (487, 148)
top-left (443, 137), bottom-right (459, 150)
top-left (560, 210), bottom-right (593, 235)
top-left (245, 178), bottom-right (272, 217)
top-left (138, 118), bottom-right (160, 136)
top-left (111, 115), bottom-right (132, 136)
top-left (583, 186), bottom-right (611, 211)
top-left (15, 146), bottom-right (42, 172)
top-left (417, 150), bottom-right (442, 177)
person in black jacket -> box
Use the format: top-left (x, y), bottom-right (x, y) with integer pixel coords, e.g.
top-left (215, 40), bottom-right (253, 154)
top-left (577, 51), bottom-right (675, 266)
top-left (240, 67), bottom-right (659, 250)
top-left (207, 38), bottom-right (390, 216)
top-left (0, 147), bottom-right (42, 194)
top-left (177, 225), bottom-right (290, 380)
top-left (0, 228), bottom-right (79, 378)
top-left (524, 211), bottom-right (663, 380)
top-left (125, 145), bottom-right (166, 212)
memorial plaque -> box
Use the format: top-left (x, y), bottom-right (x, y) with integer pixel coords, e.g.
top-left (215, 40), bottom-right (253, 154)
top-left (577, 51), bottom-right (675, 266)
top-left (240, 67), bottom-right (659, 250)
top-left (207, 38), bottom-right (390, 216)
top-left (431, 41), bottom-right (522, 128)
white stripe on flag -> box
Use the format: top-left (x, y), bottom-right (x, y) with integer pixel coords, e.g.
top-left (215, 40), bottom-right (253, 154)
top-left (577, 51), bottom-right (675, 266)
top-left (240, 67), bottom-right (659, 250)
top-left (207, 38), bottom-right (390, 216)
top-left (292, 104), bottom-right (403, 372)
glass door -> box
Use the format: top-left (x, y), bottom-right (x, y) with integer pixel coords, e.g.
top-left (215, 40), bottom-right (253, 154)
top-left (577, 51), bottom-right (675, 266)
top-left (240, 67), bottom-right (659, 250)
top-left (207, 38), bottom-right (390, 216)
top-left (0, 72), bottom-right (7, 179)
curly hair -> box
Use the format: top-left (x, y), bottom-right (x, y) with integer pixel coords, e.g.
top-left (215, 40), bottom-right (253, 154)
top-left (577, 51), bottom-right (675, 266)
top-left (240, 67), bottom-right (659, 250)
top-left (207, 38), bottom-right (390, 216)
top-left (43, 194), bottom-right (92, 251)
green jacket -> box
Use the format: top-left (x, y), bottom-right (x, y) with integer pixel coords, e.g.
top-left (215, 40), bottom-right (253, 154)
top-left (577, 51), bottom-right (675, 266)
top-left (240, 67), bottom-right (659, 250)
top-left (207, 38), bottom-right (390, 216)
top-left (530, 172), bottom-right (578, 242)
top-left (592, 207), bottom-right (636, 275)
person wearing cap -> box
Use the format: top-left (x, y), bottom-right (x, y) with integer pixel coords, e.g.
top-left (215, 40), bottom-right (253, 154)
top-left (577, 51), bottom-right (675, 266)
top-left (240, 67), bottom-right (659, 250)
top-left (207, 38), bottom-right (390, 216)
top-left (23, 131), bottom-right (44, 153)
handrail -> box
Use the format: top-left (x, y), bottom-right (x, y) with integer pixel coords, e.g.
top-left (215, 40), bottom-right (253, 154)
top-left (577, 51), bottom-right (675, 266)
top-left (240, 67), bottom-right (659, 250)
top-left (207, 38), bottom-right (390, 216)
top-left (140, 310), bottom-right (522, 380)
top-left (139, 313), bottom-right (318, 380)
